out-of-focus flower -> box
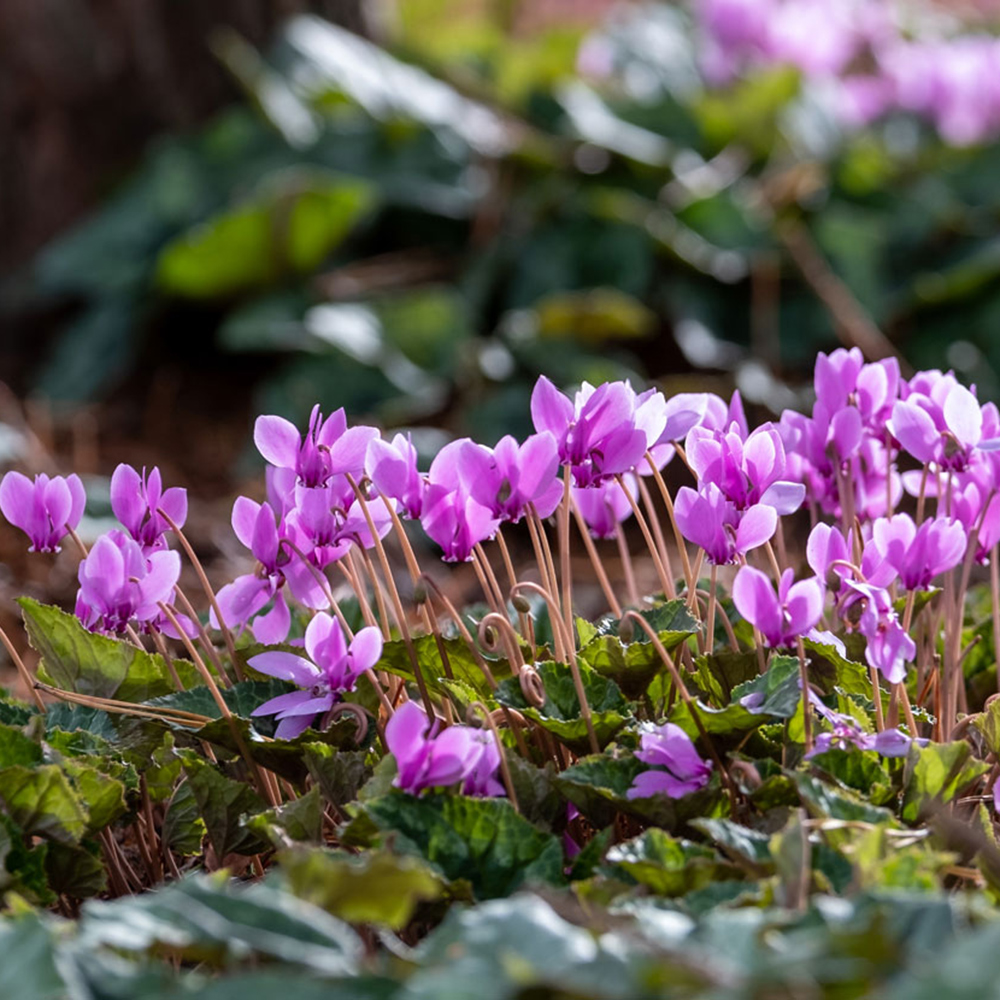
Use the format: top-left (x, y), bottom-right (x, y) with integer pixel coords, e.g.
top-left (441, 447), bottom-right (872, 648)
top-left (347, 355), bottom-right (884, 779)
top-left (839, 579), bottom-right (914, 684)
top-left (571, 474), bottom-right (637, 540)
top-left (0, 471), bottom-right (86, 553)
top-left (249, 614), bottom-right (382, 739)
top-left (627, 722), bottom-right (712, 799)
top-left (732, 566), bottom-right (824, 647)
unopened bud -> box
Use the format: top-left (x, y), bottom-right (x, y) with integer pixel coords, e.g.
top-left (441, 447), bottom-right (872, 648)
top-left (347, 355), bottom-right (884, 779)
top-left (412, 583), bottom-right (428, 606)
top-left (512, 594), bottom-right (532, 614)
top-left (619, 617), bottom-right (635, 644)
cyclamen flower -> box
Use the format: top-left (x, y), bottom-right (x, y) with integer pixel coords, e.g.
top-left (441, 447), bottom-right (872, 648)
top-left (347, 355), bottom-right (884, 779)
top-left (249, 614), bottom-right (382, 739)
top-left (732, 566), bottom-right (824, 648)
top-left (807, 717), bottom-right (913, 759)
top-left (212, 498), bottom-right (322, 643)
top-left (367, 434), bottom-right (423, 519)
top-left (254, 405), bottom-right (378, 488)
top-left (627, 722), bottom-right (712, 799)
top-left (420, 484), bottom-right (500, 562)
top-left (674, 483), bottom-right (776, 565)
top-left (871, 514), bottom-right (966, 591)
top-left (458, 433), bottom-right (563, 523)
top-left (0, 471), bottom-right (86, 553)
top-left (530, 376), bottom-right (653, 488)
top-left (889, 378), bottom-right (1000, 472)
top-left (110, 464), bottom-right (187, 552)
top-left (386, 701), bottom-right (503, 797)
top-left (686, 424), bottom-right (805, 515)
top-left (839, 580), bottom-right (915, 684)
top-left (571, 474), bottom-right (636, 540)
top-left (76, 529), bottom-right (180, 635)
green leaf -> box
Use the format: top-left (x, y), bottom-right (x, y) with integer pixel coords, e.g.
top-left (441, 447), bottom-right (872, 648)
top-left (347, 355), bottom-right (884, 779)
top-left (0, 765), bottom-right (89, 844)
top-left (19, 599), bottom-right (199, 702)
top-left (808, 749), bottom-right (896, 807)
top-left (578, 635), bottom-right (665, 700)
top-left (0, 914), bottom-right (66, 1000)
top-left (156, 170), bottom-right (377, 299)
top-left (248, 785), bottom-right (324, 846)
top-left (61, 761), bottom-right (127, 832)
top-left (801, 638), bottom-right (871, 698)
top-left (693, 650), bottom-right (761, 705)
top-left (378, 634), bottom-right (511, 699)
top-left (0, 723), bottom-right (43, 768)
top-left (605, 828), bottom-right (740, 896)
top-left (44, 840), bottom-right (108, 899)
top-left (495, 660), bottom-right (630, 753)
top-left (359, 791), bottom-right (564, 899)
top-left (505, 755), bottom-right (564, 831)
top-left (690, 817), bottom-right (774, 868)
top-left (556, 753), bottom-right (726, 830)
top-left (162, 779), bottom-right (206, 856)
top-left (303, 746), bottom-right (371, 810)
top-left (0, 814), bottom-right (52, 904)
top-left (901, 741), bottom-right (990, 824)
top-left (78, 874), bottom-right (362, 975)
top-left (182, 758), bottom-right (266, 857)
top-left (280, 848), bottom-right (443, 928)
top-left (792, 771), bottom-right (896, 825)
top-left (596, 600), bottom-right (700, 645)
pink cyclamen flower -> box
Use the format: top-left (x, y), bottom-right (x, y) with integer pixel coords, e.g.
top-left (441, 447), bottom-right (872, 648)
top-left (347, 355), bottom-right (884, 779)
top-left (732, 566), bottom-right (824, 648)
top-left (254, 405), bottom-right (379, 488)
top-left (674, 483), bottom-right (776, 565)
top-left (530, 376), bottom-right (652, 488)
top-left (839, 580), bottom-right (915, 684)
top-left (686, 424), bottom-right (805, 515)
top-left (110, 464), bottom-right (187, 552)
top-left (249, 613), bottom-right (383, 739)
top-left (75, 529), bottom-right (180, 635)
top-left (571, 474), bottom-right (636, 540)
top-left (385, 701), bottom-right (503, 797)
top-left (871, 513), bottom-right (966, 591)
top-left (459, 433), bottom-right (563, 523)
top-left (0, 471), bottom-right (86, 553)
top-left (212, 498), bottom-right (322, 643)
top-left (420, 484), bottom-right (500, 562)
top-left (627, 722), bottom-right (712, 799)
top-left (367, 433), bottom-right (424, 520)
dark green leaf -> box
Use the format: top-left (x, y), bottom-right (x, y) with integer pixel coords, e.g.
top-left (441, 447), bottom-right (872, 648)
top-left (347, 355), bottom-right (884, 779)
top-left (359, 791), bottom-right (563, 899)
top-left (901, 741), bottom-right (990, 824)
top-left (182, 758), bottom-right (266, 857)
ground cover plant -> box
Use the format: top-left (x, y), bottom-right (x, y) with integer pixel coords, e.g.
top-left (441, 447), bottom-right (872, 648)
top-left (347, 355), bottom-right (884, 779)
top-left (6, 349), bottom-right (1000, 996)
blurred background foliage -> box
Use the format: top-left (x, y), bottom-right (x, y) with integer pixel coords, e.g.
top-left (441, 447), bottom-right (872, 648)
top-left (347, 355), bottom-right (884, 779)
top-left (4, 0), bottom-right (1000, 474)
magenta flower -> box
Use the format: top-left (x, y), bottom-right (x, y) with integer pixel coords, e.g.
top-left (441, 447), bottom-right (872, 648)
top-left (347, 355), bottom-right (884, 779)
top-left (871, 513), bottom-right (966, 591)
top-left (385, 701), bottom-right (502, 796)
top-left (627, 722), bottom-right (712, 799)
top-left (459, 433), bottom-right (562, 523)
top-left (285, 485), bottom-right (393, 570)
top-left (110, 464), bottom-right (187, 552)
top-left (367, 433), bottom-right (423, 519)
top-left (686, 425), bottom-right (805, 515)
top-left (254, 405), bottom-right (378, 488)
top-left (212, 498), bottom-right (322, 643)
top-left (249, 614), bottom-right (383, 739)
top-left (530, 376), bottom-right (651, 488)
top-left (75, 529), bottom-right (180, 635)
top-left (0, 471), bottom-right (86, 553)
top-left (420, 484), bottom-right (499, 562)
top-left (674, 484), bottom-right (776, 565)
top-left (571, 474), bottom-right (636, 540)
top-left (732, 566), bottom-right (824, 648)
top-left (839, 579), bottom-right (915, 684)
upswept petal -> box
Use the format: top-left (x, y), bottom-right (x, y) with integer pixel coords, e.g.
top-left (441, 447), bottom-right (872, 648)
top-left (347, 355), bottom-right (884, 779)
top-left (943, 383), bottom-right (982, 448)
top-left (732, 565), bottom-right (783, 645)
top-left (254, 415), bottom-right (301, 469)
top-left (251, 591), bottom-right (291, 644)
top-left (735, 504), bottom-right (777, 555)
top-left (530, 375), bottom-right (574, 441)
top-left (248, 651), bottom-right (320, 688)
top-left (347, 626), bottom-right (384, 677)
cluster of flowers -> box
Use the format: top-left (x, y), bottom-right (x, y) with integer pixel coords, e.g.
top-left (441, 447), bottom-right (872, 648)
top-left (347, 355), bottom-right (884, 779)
top-left (4, 346), bottom-right (1000, 802)
top-left (698, 0), bottom-right (1000, 146)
